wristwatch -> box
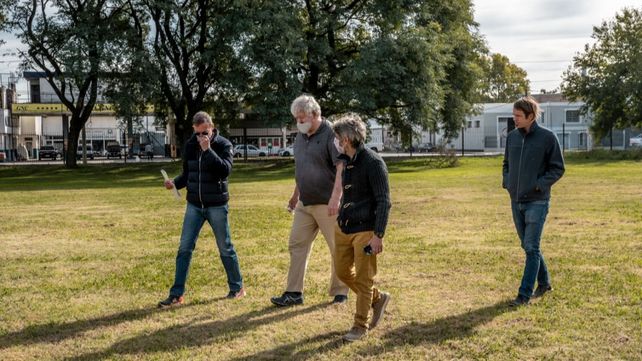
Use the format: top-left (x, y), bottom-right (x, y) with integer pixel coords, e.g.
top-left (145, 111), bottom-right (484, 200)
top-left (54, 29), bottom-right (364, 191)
top-left (374, 231), bottom-right (384, 239)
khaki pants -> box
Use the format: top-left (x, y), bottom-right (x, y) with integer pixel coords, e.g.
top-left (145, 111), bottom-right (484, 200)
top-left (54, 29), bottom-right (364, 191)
top-left (286, 201), bottom-right (349, 296)
top-left (334, 225), bottom-right (381, 330)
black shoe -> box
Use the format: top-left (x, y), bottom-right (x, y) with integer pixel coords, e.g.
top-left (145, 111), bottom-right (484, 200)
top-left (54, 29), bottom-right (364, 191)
top-left (533, 285), bottom-right (552, 298)
top-left (509, 295), bottom-right (529, 307)
top-left (271, 292), bottom-right (304, 307)
top-left (332, 294), bottom-right (348, 304)
top-left (158, 295), bottom-right (184, 308)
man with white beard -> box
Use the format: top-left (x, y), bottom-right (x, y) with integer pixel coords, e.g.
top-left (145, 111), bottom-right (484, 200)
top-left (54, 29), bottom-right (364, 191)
top-left (270, 95), bottom-right (349, 307)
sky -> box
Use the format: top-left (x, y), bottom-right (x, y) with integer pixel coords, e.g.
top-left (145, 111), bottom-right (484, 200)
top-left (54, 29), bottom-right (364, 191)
top-left (473, 0), bottom-right (642, 92)
top-left (2, 0), bottom-right (642, 100)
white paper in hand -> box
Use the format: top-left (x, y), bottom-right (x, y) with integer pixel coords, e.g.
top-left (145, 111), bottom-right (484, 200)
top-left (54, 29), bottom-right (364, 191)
top-left (161, 169), bottom-right (182, 200)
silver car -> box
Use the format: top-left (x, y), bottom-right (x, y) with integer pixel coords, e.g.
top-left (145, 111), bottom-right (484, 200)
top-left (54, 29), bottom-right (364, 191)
top-left (233, 144), bottom-right (267, 157)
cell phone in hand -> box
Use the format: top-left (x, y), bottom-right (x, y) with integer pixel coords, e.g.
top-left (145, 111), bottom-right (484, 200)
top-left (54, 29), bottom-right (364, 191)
top-left (363, 244), bottom-right (373, 255)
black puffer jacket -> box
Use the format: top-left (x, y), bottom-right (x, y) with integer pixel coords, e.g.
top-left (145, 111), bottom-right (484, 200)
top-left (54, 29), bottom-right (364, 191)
top-left (174, 131), bottom-right (233, 207)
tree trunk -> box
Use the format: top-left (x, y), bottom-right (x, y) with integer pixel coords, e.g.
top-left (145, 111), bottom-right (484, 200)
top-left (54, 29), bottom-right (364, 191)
top-left (65, 124), bottom-right (82, 168)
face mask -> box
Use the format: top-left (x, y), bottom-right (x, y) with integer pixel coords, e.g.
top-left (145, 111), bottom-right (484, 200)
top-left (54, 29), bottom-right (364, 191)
top-left (333, 137), bottom-right (345, 154)
top-left (296, 121), bottom-right (312, 134)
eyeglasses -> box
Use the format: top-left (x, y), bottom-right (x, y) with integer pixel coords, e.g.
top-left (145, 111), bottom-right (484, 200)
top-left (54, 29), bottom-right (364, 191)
top-left (194, 131), bottom-right (210, 136)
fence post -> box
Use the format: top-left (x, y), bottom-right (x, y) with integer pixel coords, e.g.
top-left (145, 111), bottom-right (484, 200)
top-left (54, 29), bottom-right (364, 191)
top-left (461, 126), bottom-right (465, 156)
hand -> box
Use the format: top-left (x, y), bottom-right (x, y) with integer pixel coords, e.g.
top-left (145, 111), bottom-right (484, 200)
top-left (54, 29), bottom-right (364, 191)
top-left (288, 194), bottom-right (298, 212)
top-left (198, 135), bottom-right (211, 151)
top-left (164, 179), bottom-right (174, 189)
top-left (327, 195), bottom-right (340, 216)
top-left (367, 235), bottom-right (383, 255)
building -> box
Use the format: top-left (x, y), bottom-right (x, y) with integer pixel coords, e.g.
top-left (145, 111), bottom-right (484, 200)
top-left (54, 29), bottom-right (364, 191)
top-left (0, 76), bottom-right (18, 161)
top-left (436, 95), bottom-right (593, 152)
top-left (9, 71), bottom-right (166, 159)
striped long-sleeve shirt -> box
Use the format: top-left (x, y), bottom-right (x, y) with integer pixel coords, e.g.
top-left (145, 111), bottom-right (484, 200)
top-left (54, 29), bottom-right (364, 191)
top-left (337, 145), bottom-right (392, 237)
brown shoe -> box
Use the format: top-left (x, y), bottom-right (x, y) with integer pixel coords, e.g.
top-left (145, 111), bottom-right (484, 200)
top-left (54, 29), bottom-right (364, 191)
top-left (369, 292), bottom-right (390, 329)
top-left (227, 288), bottom-right (246, 299)
top-left (342, 326), bottom-right (367, 342)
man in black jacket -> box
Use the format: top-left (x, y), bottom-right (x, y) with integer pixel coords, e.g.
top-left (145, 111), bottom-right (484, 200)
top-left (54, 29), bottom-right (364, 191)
top-left (159, 111), bottom-right (244, 307)
top-left (331, 114), bottom-right (392, 342)
top-left (503, 96), bottom-right (565, 306)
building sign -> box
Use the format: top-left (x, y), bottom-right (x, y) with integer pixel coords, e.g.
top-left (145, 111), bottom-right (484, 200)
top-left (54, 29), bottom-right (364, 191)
top-left (12, 103), bottom-right (155, 115)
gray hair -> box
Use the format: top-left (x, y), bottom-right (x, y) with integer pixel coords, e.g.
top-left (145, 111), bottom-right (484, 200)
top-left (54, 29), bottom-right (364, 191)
top-left (332, 113), bottom-right (367, 148)
top-left (192, 111), bottom-right (213, 126)
top-left (290, 94), bottom-right (321, 117)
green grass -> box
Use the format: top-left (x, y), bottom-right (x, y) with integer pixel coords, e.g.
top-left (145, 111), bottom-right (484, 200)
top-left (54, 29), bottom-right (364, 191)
top-left (0, 156), bottom-right (640, 360)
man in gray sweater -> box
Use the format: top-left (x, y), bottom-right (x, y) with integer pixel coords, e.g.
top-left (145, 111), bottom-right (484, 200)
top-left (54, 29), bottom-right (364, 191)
top-left (270, 95), bottom-right (349, 307)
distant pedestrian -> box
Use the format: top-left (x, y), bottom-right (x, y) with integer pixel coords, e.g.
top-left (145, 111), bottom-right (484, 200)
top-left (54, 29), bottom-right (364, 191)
top-left (145, 143), bottom-right (154, 160)
top-left (502, 96), bottom-right (565, 306)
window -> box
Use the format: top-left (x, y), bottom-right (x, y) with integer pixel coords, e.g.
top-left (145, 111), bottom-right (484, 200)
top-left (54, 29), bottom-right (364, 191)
top-left (579, 133), bottom-right (586, 147)
top-left (566, 110), bottom-right (580, 123)
top-left (475, 120), bottom-right (480, 128)
top-left (467, 121), bottom-right (472, 128)
top-left (30, 82), bottom-right (41, 103)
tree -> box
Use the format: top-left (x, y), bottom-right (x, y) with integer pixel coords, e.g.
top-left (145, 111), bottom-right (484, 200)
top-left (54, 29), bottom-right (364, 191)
top-left (428, 1), bottom-right (487, 139)
top-left (241, 0), bottom-right (486, 141)
top-left (479, 53), bottom-right (530, 103)
top-left (14, 0), bottom-right (137, 167)
top-left (136, 0), bottom-right (250, 146)
top-left (562, 7), bottom-right (642, 140)
top-left (0, 0), bottom-right (10, 40)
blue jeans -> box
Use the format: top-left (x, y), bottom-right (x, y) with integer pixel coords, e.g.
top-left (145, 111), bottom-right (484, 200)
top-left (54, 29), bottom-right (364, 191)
top-left (169, 202), bottom-right (243, 297)
top-left (511, 200), bottom-right (550, 299)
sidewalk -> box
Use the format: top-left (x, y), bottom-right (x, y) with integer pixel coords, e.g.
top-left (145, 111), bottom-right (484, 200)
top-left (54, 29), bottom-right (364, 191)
top-left (0, 156), bottom-right (180, 166)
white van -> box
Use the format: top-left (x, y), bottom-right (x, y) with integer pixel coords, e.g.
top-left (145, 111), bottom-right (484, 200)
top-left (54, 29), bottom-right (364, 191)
top-left (76, 144), bottom-right (95, 160)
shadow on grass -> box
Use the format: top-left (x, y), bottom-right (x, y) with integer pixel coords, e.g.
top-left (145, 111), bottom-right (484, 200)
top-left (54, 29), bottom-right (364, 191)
top-left (0, 156), bottom-right (474, 192)
top-left (227, 300), bottom-right (514, 360)
top-left (356, 300), bottom-right (514, 358)
top-left (0, 160), bottom-right (295, 192)
top-left (0, 297), bottom-right (227, 350)
top-left (64, 302), bottom-right (330, 361)
top-left (230, 331), bottom-right (345, 361)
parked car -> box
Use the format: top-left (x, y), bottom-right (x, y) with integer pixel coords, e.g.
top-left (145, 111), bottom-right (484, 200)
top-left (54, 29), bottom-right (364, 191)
top-left (630, 134), bottom-right (642, 147)
top-left (76, 144), bottom-right (95, 160)
top-left (417, 142), bottom-right (436, 152)
top-left (38, 145), bottom-right (61, 160)
top-left (365, 142), bottom-right (383, 152)
top-left (233, 144), bottom-right (266, 157)
top-left (278, 146), bottom-right (294, 156)
top-left (106, 142), bottom-right (123, 159)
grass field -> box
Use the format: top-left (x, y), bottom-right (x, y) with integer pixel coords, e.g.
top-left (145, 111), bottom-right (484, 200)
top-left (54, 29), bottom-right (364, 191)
top-left (0, 156), bottom-right (640, 360)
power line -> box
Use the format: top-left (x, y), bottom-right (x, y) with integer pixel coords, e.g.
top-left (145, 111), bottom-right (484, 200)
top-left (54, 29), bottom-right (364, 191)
top-left (512, 60), bottom-right (571, 64)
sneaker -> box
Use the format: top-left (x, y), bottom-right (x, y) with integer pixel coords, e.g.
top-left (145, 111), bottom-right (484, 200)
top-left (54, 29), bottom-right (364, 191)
top-left (509, 295), bottom-right (529, 307)
top-left (332, 294), bottom-right (348, 304)
top-left (270, 292), bottom-right (304, 307)
top-left (533, 285), bottom-right (552, 298)
top-left (369, 292), bottom-right (390, 329)
top-left (227, 288), bottom-right (246, 299)
top-left (158, 295), bottom-right (184, 308)
top-left (342, 326), bottom-right (367, 342)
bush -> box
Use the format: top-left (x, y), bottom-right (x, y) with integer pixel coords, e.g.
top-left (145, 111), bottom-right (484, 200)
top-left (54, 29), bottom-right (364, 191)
top-left (564, 148), bottom-right (642, 162)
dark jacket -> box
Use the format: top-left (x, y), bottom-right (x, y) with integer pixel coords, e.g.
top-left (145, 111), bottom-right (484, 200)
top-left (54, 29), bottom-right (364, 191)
top-left (337, 145), bottom-right (392, 236)
top-left (502, 121), bottom-right (565, 202)
top-left (174, 131), bottom-right (233, 207)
